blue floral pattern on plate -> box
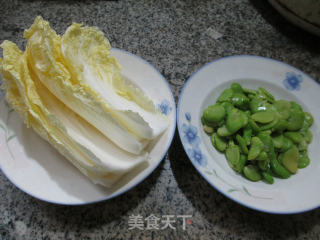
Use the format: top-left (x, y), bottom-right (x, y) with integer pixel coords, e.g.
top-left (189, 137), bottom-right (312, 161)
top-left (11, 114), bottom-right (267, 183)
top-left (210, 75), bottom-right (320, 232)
top-left (158, 99), bottom-right (172, 116)
top-left (186, 147), bottom-right (207, 167)
top-left (182, 112), bottom-right (207, 167)
top-left (283, 72), bottom-right (303, 91)
top-left (181, 123), bottom-right (200, 147)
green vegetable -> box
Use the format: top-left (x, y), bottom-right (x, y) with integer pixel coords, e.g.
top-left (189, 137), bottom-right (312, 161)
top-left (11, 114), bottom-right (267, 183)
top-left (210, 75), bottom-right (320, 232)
top-left (203, 125), bottom-right (214, 134)
top-left (243, 126), bottom-right (252, 145)
top-left (272, 134), bottom-right (284, 149)
top-left (261, 130), bottom-right (272, 135)
top-left (257, 151), bottom-right (268, 161)
top-left (243, 88), bottom-right (257, 95)
top-left (238, 154), bottom-right (247, 173)
top-left (262, 171), bottom-right (274, 184)
top-left (273, 119), bottom-right (288, 132)
top-left (203, 105), bottom-right (226, 125)
top-left (211, 134), bottom-right (227, 152)
top-left (304, 112), bottom-right (314, 127)
top-left (298, 139), bottom-right (308, 151)
top-left (221, 101), bottom-right (234, 114)
top-left (249, 118), bottom-right (260, 133)
top-left (284, 131), bottom-right (303, 144)
top-left (201, 83), bottom-right (313, 184)
top-left (218, 88), bottom-right (233, 102)
top-left (258, 132), bottom-right (291, 179)
top-left (270, 148), bottom-right (291, 179)
top-left (201, 115), bottom-right (210, 126)
top-left (250, 98), bottom-right (268, 113)
top-left (259, 116), bottom-right (279, 131)
top-left (243, 165), bottom-right (262, 181)
top-left (282, 146), bottom-right (299, 174)
top-left (278, 152), bottom-right (284, 165)
top-left (248, 93), bottom-right (256, 99)
top-left (298, 151), bottom-right (310, 168)
top-left (231, 93), bottom-right (249, 109)
top-left (251, 111), bottom-right (275, 124)
top-left (248, 137), bottom-right (264, 160)
top-left (287, 109), bottom-right (305, 131)
top-left (226, 108), bottom-right (248, 134)
top-left (258, 87), bottom-right (275, 103)
top-left (304, 130), bottom-right (313, 144)
top-left (274, 100), bottom-right (291, 119)
top-left (290, 101), bottom-right (303, 111)
top-left (280, 137), bottom-right (293, 152)
top-left (258, 159), bottom-right (269, 171)
top-left (236, 134), bottom-right (249, 154)
top-left (231, 83), bottom-right (243, 93)
top-left (226, 141), bottom-right (241, 173)
top-left (217, 125), bottom-right (233, 137)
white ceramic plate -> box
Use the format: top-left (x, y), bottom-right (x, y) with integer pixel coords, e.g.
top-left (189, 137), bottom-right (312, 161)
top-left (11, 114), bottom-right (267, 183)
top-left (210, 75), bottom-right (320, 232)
top-left (177, 55), bottom-right (320, 214)
top-left (0, 48), bottom-right (176, 205)
top-left (269, 0), bottom-right (320, 37)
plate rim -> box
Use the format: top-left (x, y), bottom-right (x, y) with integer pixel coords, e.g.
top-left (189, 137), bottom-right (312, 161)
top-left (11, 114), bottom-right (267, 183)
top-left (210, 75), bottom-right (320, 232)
top-left (0, 47), bottom-right (177, 205)
top-left (177, 54), bottom-right (320, 214)
top-left (268, 0), bottom-right (320, 37)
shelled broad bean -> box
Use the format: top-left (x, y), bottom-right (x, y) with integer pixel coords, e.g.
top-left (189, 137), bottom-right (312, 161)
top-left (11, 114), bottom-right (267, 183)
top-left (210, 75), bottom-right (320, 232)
top-left (201, 83), bottom-right (314, 184)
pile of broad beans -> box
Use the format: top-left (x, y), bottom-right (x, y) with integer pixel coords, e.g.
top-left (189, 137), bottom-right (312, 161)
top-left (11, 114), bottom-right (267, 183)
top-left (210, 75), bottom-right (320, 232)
top-left (202, 83), bottom-right (313, 184)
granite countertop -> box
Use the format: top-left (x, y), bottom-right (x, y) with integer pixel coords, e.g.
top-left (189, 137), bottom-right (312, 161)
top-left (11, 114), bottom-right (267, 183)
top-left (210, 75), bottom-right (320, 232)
top-left (1, 0), bottom-right (320, 239)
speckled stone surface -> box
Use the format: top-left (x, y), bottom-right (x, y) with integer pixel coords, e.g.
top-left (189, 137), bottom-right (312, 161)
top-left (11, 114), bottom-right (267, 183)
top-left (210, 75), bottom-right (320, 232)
top-left (1, 0), bottom-right (320, 239)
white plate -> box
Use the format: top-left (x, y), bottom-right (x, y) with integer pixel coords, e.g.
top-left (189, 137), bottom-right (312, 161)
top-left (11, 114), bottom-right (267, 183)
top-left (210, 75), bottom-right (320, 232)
top-left (177, 55), bottom-right (320, 214)
top-left (0, 48), bottom-right (176, 205)
top-left (269, 0), bottom-right (320, 37)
